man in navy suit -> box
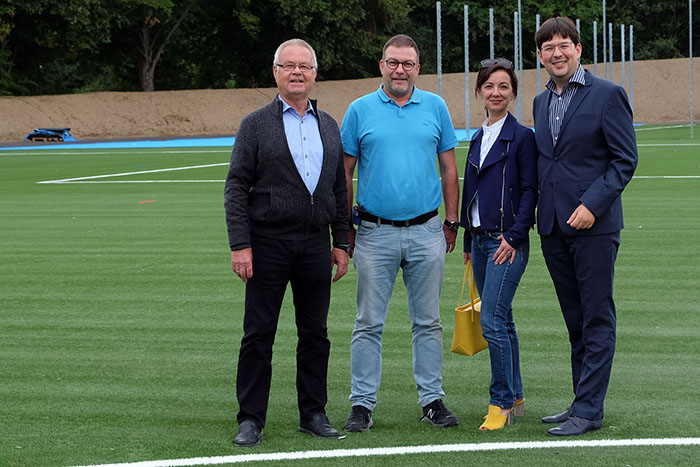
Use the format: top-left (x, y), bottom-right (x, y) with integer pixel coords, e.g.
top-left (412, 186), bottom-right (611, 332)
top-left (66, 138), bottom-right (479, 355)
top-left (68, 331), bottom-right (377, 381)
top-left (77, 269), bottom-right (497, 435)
top-left (533, 17), bottom-right (638, 436)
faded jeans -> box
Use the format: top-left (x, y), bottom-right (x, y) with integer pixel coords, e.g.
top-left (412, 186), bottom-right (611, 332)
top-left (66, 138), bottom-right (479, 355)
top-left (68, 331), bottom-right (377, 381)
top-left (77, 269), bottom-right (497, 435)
top-left (471, 231), bottom-right (528, 409)
top-left (349, 214), bottom-right (447, 410)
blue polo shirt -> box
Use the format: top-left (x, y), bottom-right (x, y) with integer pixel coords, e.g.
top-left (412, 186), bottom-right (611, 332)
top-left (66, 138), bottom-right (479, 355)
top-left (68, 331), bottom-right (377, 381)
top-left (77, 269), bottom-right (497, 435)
top-left (340, 85), bottom-right (458, 220)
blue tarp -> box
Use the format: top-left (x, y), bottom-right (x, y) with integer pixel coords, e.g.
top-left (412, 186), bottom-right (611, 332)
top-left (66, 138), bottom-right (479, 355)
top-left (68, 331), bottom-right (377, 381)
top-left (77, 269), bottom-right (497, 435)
top-left (25, 128), bottom-right (78, 142)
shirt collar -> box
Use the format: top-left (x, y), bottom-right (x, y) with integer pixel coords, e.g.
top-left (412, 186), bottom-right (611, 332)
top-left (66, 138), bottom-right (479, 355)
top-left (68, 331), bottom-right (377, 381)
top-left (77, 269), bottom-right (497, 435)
top-left (376, 84), bottom-right (422, 105)
top-left (482, 113), bottom-right (507, 133)
top-left (278, 94), bottom-right (315, 116)
top-left (545, 65), bottom-right (586, 94)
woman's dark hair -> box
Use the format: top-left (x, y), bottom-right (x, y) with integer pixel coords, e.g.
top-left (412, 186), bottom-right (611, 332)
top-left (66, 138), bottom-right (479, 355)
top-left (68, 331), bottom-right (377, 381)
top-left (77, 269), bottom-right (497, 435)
top-left (535, 17), bottom-right (579, 50)
top-left (475, 60), bottom-right (518, 99)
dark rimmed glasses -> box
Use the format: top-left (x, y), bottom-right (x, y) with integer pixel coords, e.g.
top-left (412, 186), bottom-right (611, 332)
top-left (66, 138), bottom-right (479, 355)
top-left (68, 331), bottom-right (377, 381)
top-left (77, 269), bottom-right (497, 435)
top-left (384, 59), bottom-right (417, 71)
top-left (480, 58), bottom-right (513, 69)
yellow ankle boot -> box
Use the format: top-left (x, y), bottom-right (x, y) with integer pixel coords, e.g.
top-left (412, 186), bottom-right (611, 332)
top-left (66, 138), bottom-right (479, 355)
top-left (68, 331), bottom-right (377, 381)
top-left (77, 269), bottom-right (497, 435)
top-left (479, 405), bottom-right (513, 431)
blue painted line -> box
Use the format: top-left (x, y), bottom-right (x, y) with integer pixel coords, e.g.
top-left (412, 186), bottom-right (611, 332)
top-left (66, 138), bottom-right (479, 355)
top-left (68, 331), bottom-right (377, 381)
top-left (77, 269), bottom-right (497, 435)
top-left (1, 125), bottom-right (647, 151)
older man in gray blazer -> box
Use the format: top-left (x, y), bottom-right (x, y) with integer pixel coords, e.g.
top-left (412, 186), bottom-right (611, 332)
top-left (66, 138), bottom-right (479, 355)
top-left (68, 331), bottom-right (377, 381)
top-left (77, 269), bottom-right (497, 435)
top-left (225, 38), bottom-right (350, 447)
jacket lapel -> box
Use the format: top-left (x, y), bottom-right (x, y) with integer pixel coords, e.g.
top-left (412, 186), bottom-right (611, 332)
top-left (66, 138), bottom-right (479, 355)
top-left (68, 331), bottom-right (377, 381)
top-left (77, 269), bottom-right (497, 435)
top-left (534, 92), bottom-right (554, 156)
top-left (480, 113), bottom-right (515, 170)
top-left (558, 71), bottom-right (593, 141)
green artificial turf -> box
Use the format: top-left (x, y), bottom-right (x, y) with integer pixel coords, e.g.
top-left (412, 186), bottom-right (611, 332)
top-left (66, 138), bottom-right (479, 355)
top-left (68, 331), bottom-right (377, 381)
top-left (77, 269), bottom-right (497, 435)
top-left (1, 125), bottom-right (699, 466)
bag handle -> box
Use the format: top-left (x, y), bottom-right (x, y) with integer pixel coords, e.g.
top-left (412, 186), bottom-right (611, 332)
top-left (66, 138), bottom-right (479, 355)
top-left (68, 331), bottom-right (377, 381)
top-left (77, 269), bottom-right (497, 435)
top-left (457, 260), bottom-right (480, 323)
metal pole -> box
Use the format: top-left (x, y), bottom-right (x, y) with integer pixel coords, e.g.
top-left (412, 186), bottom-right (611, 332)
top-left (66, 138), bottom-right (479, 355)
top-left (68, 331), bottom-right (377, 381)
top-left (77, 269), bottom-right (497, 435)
top-left (489, 8), bottom-right (494, 60)
top-left (517, 0), bottom-right (523, 122)
top-left (594, 21), bottom-right (598, 76)
top-left (436, 1), bottom-right (442, 96)
top-left (691, 0), bottom-right (694, 138)
top-left (576, 19), bottom-right (581, 65)
top-left (465, 5), bottom-right (470, 134)
top-left (630, 25), bottom-right (634, 111)
top-left (514, 11), bottom-right (519, 120)
top-left (609, 22), bottom-right (613, 82)
top-left (621, 24), bottom-right (626, 93)
top-left (603, 0), bottom-right (607, 77)
top-left (536, 14), bottom-right (541, 93)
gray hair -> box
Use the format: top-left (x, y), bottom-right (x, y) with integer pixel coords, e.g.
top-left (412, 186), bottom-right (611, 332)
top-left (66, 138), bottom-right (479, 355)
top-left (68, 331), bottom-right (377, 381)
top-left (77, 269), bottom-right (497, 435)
top-left (273, 39), bottom-right (318, 68)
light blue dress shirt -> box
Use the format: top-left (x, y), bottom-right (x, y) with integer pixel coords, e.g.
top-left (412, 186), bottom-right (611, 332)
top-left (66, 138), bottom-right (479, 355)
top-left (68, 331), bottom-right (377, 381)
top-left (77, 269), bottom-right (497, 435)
top-left (279, 96), bottom-right (324, 194)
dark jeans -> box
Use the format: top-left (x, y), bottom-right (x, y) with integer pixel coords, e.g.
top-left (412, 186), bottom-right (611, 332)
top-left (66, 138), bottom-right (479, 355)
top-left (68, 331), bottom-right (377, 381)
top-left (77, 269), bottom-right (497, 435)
top-left (236, 233), bottom-right (332, 428)
top-left (540, 223), bottom-right (620, 421)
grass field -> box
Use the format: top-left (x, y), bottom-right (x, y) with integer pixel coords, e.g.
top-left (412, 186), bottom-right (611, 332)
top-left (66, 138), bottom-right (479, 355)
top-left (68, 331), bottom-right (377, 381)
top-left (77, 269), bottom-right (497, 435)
top-left (1, 125), bottom-right (699, 466)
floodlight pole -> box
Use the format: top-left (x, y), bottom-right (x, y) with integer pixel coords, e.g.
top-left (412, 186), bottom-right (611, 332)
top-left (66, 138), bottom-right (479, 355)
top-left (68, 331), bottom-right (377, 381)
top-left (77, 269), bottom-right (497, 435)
top-left (621, 25), bottom-right (626, 93)
top-left (536, 14), bottom-right (541, 93)
top-left (594, 21), bottom-right (598, 76)
top-left (489, 8), bottom-right (494, 60)
top-left (437, 1), bottom-right (442, 97)
top-left (465, 5), bottom-right (470, 134)
top-left (603, 0), bottom-right (607, 77)
top-left (609, 22), bottom-right (614, 82)
top-left (630, 25), bottom-right (634, 111)
top-left (691, 0), bottom-right (694, 138)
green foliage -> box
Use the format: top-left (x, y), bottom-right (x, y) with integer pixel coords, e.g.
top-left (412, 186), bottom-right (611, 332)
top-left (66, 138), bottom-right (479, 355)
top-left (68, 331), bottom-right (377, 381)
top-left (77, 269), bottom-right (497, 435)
top-left (0, 0), bottom-right (698, 94)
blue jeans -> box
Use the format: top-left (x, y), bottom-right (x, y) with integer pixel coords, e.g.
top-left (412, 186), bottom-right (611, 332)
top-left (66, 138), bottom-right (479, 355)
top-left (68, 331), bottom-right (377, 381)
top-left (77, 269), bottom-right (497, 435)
top-left (350, 214), bottom-right (447, 410)
top-left (470, 231), bottom-right (529, 409)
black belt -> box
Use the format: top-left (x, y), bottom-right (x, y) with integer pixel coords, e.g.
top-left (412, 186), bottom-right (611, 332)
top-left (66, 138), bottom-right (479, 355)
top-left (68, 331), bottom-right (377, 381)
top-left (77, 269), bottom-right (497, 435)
top-left (359, 210), bottom-right (438, 227)
top-left (470, 226), bottom-right (502, 235)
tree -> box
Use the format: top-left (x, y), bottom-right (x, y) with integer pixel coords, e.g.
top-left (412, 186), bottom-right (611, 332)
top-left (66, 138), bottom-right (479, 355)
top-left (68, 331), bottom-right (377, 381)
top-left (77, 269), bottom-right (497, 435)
top-left (132, 1), bottom-right (192, 91)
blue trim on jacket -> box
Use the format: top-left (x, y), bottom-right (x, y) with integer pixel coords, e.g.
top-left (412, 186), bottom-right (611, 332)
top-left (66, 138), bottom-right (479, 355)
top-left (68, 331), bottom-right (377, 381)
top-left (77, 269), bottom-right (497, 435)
top-left (460, 112), bottom-right (538, 252)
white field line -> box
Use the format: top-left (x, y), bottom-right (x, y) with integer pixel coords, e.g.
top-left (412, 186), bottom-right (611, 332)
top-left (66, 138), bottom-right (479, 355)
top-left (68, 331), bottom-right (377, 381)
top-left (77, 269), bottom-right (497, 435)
top-left (37, 163), bottom-right (229, 184)
top-left (636, 124), bottom-right (691, 131)
top-left (67, 437), bottom-right (700, 467)
top-left (37, 163), bottom-right (700, 185)
top-left (637, 143), bottom-right (700, 146)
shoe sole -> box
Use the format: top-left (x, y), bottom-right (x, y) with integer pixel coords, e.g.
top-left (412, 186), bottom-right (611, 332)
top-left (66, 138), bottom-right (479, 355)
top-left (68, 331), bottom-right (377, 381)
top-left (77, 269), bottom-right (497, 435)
top-left (344, 419), bottom-right (373, 432)
top-left (546, 424), bottom-right (602, 436)
top-left (234, 434), bottom-right (263, 447)
top-left (298, 426), bottom-right (340, 438)
top-left (421, 417), bottom-right (459, 427)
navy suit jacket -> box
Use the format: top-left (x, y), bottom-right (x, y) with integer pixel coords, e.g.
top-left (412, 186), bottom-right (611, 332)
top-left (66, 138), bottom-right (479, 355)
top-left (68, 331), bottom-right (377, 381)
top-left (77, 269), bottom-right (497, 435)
top-left (460, 112), bottom-right (537, 252)
top-left (533, 70), bottom-right (638, 236)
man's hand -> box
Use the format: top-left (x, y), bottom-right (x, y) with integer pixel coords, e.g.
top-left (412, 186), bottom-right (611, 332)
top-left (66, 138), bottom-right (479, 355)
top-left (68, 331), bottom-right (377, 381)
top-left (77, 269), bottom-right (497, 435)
top-left (443, 224), bottom-right (458, 253)
top-left (231, 248), bottom-right (253, 283)
top-left (331, 248), bottom-right (348, 282)
top-left (567, 204), bottom-right (596, 230)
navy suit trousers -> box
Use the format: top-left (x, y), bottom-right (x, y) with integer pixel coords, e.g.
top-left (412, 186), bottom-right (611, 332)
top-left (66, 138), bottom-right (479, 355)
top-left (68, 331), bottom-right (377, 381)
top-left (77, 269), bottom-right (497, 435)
top-left (540, 222), bottom-right (620, 421)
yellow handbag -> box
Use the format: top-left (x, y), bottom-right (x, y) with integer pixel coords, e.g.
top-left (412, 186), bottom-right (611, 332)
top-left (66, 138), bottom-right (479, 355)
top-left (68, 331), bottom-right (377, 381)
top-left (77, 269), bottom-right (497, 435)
top-left (451, 260), bottom-right (488, 356)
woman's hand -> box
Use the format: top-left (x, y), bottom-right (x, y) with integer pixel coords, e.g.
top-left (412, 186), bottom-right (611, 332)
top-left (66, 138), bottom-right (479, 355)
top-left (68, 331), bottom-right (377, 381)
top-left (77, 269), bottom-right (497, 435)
top-left (493, 235), bottom-right (516, 265)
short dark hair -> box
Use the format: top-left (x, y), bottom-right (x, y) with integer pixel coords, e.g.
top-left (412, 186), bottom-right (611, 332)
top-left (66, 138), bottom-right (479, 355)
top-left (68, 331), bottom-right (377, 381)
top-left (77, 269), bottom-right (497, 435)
top-left (475, 60), bottom-right (518, 99)
top-left (535, 17), bottom-right (579, 50)
top-left (382, 34), bottom-right (420, 62)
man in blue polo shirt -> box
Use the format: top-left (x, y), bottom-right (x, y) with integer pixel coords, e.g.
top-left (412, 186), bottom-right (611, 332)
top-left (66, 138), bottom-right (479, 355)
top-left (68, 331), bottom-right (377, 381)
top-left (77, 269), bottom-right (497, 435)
top-left (340, 34), bottom-right (460, 432)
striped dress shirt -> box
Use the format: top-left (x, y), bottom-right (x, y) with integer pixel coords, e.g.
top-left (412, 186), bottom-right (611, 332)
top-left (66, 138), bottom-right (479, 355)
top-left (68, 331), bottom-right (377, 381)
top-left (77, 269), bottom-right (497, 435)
top-left (546, 65), bottom-right (586, 146)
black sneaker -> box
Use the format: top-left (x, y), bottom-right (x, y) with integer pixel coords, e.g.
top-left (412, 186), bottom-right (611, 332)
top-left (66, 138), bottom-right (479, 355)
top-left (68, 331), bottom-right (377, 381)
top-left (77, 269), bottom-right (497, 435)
top-left (344, 405), bottom-right (373, 432)
top-left (420, 399), bottom-right (459, 427)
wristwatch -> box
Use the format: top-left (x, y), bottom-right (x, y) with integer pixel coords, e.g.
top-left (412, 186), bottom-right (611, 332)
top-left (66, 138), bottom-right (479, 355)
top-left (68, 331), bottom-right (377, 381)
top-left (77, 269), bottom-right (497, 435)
top-left (443, 219), bottom-right (460, 232)
top-left (334, 243), bottom-right (351, 253)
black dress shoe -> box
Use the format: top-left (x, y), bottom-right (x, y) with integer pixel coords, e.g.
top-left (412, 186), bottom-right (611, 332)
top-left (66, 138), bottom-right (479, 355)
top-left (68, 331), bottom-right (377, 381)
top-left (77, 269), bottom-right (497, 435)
top-left (299, 412), bottom-right (340, 438)
top-left (541, 406), bottom-right (572, 424)
top-left (547, 416), bottom-right (602, 436)
top-left (234, 419), bottom-right (263, 447)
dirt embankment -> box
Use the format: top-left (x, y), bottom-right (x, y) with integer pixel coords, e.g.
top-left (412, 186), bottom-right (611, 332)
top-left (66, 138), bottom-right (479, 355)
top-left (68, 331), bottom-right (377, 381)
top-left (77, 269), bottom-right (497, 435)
top-left (1, 58), bottom-right (698, 143)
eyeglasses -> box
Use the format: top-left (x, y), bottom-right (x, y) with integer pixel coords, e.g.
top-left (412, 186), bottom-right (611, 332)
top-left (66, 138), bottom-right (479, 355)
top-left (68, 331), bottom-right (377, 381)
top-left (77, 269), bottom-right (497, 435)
top-left (540, 41), bottom-right (575, 55)
top-left (480, 58), bottom-right (513, 69)
top-left (383, 59), bottom-right (417, 71)
top-left (276, 63), bottom-right (315, 73)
